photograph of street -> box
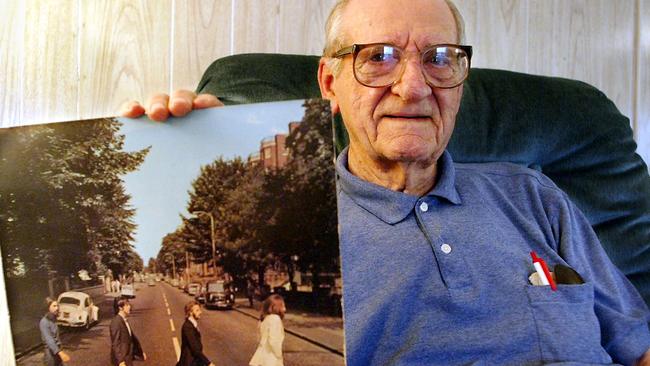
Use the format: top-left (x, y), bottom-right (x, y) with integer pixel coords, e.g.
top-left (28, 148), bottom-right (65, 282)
top-left (0, 98), bottom-right (344, 365)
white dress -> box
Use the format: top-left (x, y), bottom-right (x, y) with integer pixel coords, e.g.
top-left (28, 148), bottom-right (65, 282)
top-left (249, 314), bottom-right (285, 366)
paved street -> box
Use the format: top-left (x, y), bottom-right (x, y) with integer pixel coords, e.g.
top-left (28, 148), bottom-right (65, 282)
top-left (17, 282), bottom-right (344, 366)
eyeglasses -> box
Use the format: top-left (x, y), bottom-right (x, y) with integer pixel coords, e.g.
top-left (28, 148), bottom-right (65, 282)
top-left (333, 43), bottom-right (473, 89)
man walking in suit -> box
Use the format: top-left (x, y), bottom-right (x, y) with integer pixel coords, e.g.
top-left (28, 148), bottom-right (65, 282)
top-left (110, 298), bottom-right (146, 366)
top-left (177, 300), bottom-right (215, 366)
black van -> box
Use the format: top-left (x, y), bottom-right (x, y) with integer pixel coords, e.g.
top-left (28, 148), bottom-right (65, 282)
top-left (205, 280), bottom-right (235, 309)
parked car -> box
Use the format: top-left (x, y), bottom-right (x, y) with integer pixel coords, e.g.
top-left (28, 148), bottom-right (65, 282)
top-left (187, 283), bottom-right (201, 296)
top-left (147, 277), bottom-right (156, 286)
top-left (195, 285), bottom-right (207, 304)
top-left (121, 284), bottom-right (136, 298)
top-left (57, 291), bottom-right (99, 330)
top-left (205, 280), bottom-right (235, 309)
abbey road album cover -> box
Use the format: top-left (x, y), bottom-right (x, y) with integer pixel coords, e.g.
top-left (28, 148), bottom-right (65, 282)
top-left (0, 99), bottom-right (344, 366)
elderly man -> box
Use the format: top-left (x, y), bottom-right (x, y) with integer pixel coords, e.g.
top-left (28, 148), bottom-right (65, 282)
top-left (122, 1), bottom-right (650, 365)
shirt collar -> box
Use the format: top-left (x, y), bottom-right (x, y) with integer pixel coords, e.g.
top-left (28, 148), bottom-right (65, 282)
top-left (335, 148), bottom-right (462, 224)
top-left (189, 317), bottom-right (198, 329)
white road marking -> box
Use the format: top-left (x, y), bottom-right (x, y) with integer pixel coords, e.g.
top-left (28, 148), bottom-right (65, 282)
top-left (169, 318), bottom-right (175, 332)
top-left (167, 308), bottom-right (171, 316)
top-left (172, 336), bottom-right (181, 361)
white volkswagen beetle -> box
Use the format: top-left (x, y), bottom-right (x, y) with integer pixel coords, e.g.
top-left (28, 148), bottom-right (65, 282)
top-left (56, 291), bottom-right (99, 329)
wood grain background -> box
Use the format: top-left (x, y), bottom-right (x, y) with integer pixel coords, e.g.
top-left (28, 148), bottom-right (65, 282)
top-left (0, 1), bottom-right (648, 364)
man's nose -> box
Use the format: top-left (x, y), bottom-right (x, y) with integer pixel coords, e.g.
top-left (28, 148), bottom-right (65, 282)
top-left (390, 58), bottom-right (432, 101)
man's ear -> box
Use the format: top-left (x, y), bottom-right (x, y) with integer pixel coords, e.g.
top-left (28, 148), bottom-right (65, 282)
top-left (318, 58), bottom-right (340, 115)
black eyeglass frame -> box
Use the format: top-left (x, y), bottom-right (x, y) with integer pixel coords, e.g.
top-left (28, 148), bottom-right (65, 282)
top-left (332, 43), bottom-right (473, 89)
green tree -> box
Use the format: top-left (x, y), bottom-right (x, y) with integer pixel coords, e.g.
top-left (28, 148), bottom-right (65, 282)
top-left (146, 257), bottom-right (157, 273)
top-left (0, 118), bottom-right (148, 279)
top-left (185, 158), bottom-right (249, 261)
top-left (274, 99), bottom-right (339, 279)
top-left (154, 99), bottom-right (338, 287)
top-left (157, 229), bottom-right (189, 277)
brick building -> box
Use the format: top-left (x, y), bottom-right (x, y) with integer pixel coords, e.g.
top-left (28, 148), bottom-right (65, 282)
top-left (250, 121), bottom-right (301, 170)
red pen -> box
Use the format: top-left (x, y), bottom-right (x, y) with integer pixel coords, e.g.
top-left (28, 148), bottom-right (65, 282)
top-left (530, 251), bottom-right (557, 291)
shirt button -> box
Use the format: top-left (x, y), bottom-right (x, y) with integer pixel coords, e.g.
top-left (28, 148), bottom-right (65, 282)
top-left (441, 243), bottom-right (452, 254)
top-left (419, 202), bottom-right (428, 212)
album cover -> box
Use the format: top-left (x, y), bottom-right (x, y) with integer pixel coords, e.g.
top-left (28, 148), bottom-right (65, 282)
top-left (0, 99), bottom-right (344, 366)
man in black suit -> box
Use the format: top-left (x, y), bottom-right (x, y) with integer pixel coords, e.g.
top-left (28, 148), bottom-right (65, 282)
top-left (177, 300), bottom-right (215, 366)
top-left (110, 298), bottom-right (146, 366)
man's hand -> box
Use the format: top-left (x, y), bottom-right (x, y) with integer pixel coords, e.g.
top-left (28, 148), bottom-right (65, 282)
top-left (120, 90), bottom-right (223, 121)
top-left (119, 362), bottom-right (126, 366)
top-left (58, 351), bottom-right (70, 362)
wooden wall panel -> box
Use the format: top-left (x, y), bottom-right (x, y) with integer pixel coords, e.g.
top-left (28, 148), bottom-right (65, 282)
top-left (527, 0), bottom-right (557, 76)
top-left (453, 0), bottom-right (478, 45)
top-left (233, 0), bottom-right (280, 54)
top-left (173, 0), bottom-right (232, 91)
top-left (532, 0), bottom-right (634, 121)
top-left (638, 0), bottom-right (650, 165)
top-left (593, 0), bottom-right (635, 121)
top-left (0, 1), bottom-right (24, 127)
top-left (22, 0), bottom-right (78, 124)
top-left (79, 0), bottom-right (171, 119)
top-left (278, 0), bottom-right (336, 55)
top-left (473, 0), bottom-right (528, 72)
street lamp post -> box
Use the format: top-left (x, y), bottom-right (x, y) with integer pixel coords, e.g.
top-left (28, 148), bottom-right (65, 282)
top-left (185, 250), bottom-right (190, 283)
top-left (191, 211), bottom-right (216, 274)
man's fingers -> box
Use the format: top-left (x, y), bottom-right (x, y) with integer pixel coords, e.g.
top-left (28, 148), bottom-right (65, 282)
top-left (193, 94), bottom-right (224, 109)
top-left (169, 90), bottom-right (197, 117)
top-left (127, 90), bottom-right (221, 122)
top-left (146, 94), bottom-right (171, 122)
top-left (120, 101), bottom-right (146, 118)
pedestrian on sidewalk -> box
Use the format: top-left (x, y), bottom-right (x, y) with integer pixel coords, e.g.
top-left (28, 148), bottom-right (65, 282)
top-left (246, 275), bottom-right (257, 308)
top-left (39, 298), bottom-right (71, 366)
top-left (110, 298), bottom-right (146, 366)
top-left (177, 300), bottom-right (215, 366)
top-left (249, 294), bottom-right (286, 366)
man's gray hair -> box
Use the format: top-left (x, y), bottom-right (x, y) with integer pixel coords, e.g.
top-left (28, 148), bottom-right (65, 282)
top-left (323, 0), bottom-right (466, 75)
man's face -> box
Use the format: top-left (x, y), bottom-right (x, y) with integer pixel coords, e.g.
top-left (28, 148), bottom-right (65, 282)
top-left (324, 0), bottom-right (463, 167)
top-left (191, 304), bottom-right (202, 320)
top-left (122, 302), bottom-right (131, 316)
top-left (49, 302), bottom-right (59, 316)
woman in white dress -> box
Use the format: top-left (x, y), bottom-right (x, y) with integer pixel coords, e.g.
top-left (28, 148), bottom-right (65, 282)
top-left (249, 294), bottom-right (286, 366)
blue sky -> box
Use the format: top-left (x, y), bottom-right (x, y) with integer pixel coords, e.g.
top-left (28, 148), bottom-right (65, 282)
top-left (117, 100), bottom-right (306, 263)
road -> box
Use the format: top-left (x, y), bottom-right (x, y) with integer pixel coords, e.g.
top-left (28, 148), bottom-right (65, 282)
top-left (17, 282), bottom-right (344, 366)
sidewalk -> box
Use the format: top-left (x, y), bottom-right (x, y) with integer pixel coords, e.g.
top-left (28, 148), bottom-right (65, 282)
top-left (14, 290), bottom-right (115, 363)
top-left (233, 298), bottom-right (344, 356)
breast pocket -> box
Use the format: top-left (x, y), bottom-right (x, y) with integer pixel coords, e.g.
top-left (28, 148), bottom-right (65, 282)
top-left (525, 283), bottom-right (612, 364)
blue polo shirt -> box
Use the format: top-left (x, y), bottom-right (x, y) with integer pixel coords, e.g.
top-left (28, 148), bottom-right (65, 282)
top-left (336, 148), bottom-right (650, 366)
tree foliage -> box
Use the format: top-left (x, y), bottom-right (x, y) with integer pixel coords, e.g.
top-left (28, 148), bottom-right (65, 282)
top-left (0, 118), bottom-right (148, 281)
top-left (155, 99), bottom-right (338, 284)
